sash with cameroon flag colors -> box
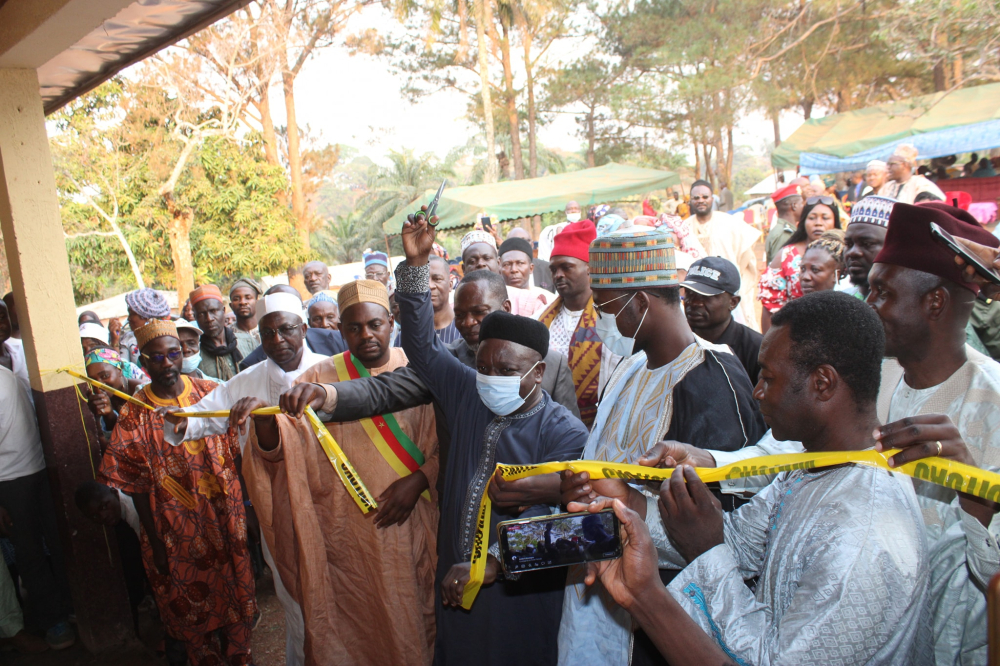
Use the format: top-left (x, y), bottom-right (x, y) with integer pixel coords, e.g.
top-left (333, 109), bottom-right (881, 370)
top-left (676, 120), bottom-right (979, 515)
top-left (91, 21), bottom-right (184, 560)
top-left (332, 351), bottom-right (431, 501)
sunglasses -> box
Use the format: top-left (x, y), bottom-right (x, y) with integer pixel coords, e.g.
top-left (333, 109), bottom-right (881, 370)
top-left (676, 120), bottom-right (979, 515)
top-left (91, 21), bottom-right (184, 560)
top-left (806, 196), bottom-right (836, 207)
top-left (260, 323), bottom-right (303, 340)
top-left (140, 349), bottom-right (183, 364)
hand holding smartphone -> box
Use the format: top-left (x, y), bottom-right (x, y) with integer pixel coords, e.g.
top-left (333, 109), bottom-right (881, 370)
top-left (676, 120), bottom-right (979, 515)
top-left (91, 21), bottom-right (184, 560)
top-left (929, 222), bottom-right (1000, 286)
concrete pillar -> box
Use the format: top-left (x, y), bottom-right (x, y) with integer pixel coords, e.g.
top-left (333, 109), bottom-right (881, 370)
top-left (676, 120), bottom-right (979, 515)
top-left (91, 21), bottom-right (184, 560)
top-left (0, 67), bottom-right (132, 651)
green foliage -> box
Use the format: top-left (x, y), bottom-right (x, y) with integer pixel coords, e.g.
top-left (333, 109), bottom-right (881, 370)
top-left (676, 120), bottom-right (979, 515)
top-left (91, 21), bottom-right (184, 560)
top-left (356, 149), bottom-right (456, 230)
top-left (312, 210), bottom-right (380, 264)
top-left (51, 78), bottom-right (306, 304)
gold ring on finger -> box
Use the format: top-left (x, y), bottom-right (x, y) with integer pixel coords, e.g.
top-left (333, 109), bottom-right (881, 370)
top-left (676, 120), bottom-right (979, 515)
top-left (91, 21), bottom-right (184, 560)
top-left (935, 440), bottom-right (943, 456)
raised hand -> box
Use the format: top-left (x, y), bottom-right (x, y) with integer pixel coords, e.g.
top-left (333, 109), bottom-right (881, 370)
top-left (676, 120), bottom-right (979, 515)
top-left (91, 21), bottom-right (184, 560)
top-left (400, 205), bottom-right (438, 266)
top-left (108, 317), bottom-right (122, 349)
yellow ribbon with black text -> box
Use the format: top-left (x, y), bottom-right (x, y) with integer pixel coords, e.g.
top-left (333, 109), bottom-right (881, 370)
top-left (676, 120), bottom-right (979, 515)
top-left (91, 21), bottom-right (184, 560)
top-left (459, 449), bottom-right (1000, 609)
top-left (65, 369), bottom-right (378, 514)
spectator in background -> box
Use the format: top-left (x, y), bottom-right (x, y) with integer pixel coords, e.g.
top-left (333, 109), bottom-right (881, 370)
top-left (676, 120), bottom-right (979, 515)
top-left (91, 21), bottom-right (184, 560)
top-left (663, 191), bottom-right (680, 216)
top-left (302, 261), bottom-right (332, 295)
top-left (972, 157), bottom-right (997, 178)
top-left (460, 230), bottom-right (546, 316)
top-left (229, 278), bottom-right (262, 358)
top-left (306, 290), bottom-right (340, 331)
top-left (759, 196), bottom-right (841, 332)
top-left (0, 366), bottom-right (75, 650)
top-left (2, 292), bottom-right (20, 341)
top-left (719, 182), bottom-right (734, 212)
top-left (0, 537), bottom-right (48, 653)
top-left (863, 159), bottom-right (889, 198)
top-left (79, 321), bottom-right (111, 355)
top-left (363, 251), bottom-right (393, 290)
top-left (123, 288), bottom-right (172, 365)
top-left (684, 180), bottom-right (760, 329)
top-left (174, 318), bottom-right (213, 382)
top-left (681, 256), bottom-right (763, 384)
top-left (846, 171), bottom-right (865, 202)
top-left (799, 230), bottom-right (846, 296)
top-left (224, 309), bottom-right (236, 329)
top-left (190, 284), bottom-right (243, 381)
top-left (882, 144), bottom-right (946, 203)
top-left (964, 152), bottom-right (980, 176)
top-left (0, 299), bottom-right (28, 395)
top-left (507, 227), bottom-right (554, 292)
top-left (765, 183), bottom-right (804, 264)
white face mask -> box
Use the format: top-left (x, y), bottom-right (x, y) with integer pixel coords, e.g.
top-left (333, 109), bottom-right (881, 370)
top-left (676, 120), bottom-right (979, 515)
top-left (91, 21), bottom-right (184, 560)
top-left (566, 212), bottom-right (581, 223)
top-left (181, 352), bottom-right (202, 374)
top-left (476, 361), bottom-right (540, 416)
top-left (594, 292), bottom-right (647, 357)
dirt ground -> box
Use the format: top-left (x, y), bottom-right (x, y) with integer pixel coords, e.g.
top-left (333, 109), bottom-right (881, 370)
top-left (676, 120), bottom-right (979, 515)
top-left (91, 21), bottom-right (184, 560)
top-left (5, 570), bottom-right (287, 666)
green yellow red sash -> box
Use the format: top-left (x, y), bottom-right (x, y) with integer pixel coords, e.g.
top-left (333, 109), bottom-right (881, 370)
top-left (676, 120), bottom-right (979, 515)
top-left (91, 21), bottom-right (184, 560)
top-left (332, 351), bottom-right (430, 500)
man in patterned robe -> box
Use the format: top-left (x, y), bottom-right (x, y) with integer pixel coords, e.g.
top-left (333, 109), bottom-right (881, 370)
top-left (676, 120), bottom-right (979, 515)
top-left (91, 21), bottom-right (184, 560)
top-left (537, 219), bottom-right (618, 428)
top-left (99, 320), bottom-right (256, 666)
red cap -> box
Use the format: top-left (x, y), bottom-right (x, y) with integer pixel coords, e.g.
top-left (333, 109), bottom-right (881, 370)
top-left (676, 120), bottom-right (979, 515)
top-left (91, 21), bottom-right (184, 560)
top-left (943, 191), bottom-right (972, 211)
top-left (189, 284), bottom-right (224, 306)
top-left (771, 183), bottom-right (802, 203)
top-left (551, 220), bottom-right (597, 263)
top-left (874, 201), bottom-right (999, 294)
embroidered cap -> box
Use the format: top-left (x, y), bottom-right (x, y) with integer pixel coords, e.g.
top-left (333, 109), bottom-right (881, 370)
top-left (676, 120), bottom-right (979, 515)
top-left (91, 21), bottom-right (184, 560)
top-left (849, 196), bottom-right (896, 228)
top-left (124, 288), bottom-right (171, 319)
top-left (338, 280), bottom-right (390, 314)
top-left (589, 226), bottom-right (678, 289)
top-left (189, 284), bottom-right (224, 306)
top-left (135, 320), bottom-right (179, 350)
top-left (461, 230), bottom-right (497, 254)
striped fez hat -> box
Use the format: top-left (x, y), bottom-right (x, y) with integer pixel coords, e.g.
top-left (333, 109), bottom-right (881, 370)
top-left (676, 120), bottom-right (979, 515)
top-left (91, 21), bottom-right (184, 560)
top-left (589, 226), bottom-right (678, 288)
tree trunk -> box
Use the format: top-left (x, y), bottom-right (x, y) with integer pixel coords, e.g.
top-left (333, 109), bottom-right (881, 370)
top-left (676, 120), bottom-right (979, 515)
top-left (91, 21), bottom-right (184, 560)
top-left (703, 143), bottom-right (715, 190)
top-left (933, 61), bottom-right (947, 92)
top-left (586, 108), bottom-right (596, 167)
top-left (498, 15), bottom-right (525, 180)
top-left (163, 193), bottom-right (195, 302)
top-left (802, 98), bottom-right (813, 120)
top-left (693, 139), bottom-right (701, 180)
top-left (475, 0), bottom-right (498, 184)
top-left (519, 10), bottom-right (537, 178)
top-left (726, 126), bottom-right (734, 186)
top-left (457, 0), bottom-right (470, 62)
top-left (280, 51), bottom-right (309, 248)
top-left (954, 53), bottom-right (963, 87)
top-left (772, 112), bottom-right (781, 147)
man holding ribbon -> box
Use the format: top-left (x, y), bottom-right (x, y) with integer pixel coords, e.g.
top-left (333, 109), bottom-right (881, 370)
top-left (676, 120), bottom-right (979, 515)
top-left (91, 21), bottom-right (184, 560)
top-left (565, 291), bottom-right (928, 664)
top-left (99, 320), bottom-right (256, 666)
top-left (245, 279), bottom-right (439, 665)
top-left (381, 208), bottom-right (587, 664)
top-left (160, 288), bottom-right (326, 666)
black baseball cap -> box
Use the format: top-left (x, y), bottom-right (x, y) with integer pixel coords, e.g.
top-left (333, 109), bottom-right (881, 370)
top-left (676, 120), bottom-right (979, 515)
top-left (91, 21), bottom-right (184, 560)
top-left (680, 256), bottom-right (741, 296)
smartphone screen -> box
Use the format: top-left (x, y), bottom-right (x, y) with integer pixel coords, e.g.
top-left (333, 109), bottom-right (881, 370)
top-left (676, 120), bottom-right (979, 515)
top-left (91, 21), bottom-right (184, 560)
top-left (480, 215), bottom-right (494, 231)
top-left (497, 510), bottom-right (622, 574)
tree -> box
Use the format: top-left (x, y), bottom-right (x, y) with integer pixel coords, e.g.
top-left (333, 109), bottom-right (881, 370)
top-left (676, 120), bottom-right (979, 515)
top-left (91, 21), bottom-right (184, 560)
top-left (312, 211), bottom-right (378, 264)
top-left (51, 78), bottom-right (306, 304)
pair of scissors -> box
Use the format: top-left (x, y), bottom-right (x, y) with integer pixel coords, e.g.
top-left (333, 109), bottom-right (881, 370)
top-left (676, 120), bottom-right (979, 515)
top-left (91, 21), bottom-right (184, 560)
top-left (424, 180), bottom-right (446, 226)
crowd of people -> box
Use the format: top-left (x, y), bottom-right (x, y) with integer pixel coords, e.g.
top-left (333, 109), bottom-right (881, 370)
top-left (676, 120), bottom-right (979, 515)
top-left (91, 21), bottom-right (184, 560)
top-left (0, 144), bottom-right (999, 666)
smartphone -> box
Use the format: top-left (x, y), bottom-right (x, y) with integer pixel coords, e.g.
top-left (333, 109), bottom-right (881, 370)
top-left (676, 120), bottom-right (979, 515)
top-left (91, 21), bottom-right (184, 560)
top-left (497, 509), bottom-right (622, 574)
top-left (480, 215), bottom-right (494, 232)
top-left (929, 221), bottom-right (1000, 286)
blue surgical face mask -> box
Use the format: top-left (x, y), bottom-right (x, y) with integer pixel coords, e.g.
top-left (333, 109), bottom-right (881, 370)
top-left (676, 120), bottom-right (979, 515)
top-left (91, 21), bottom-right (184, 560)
top-left (182, 352), bottom-right (202, 374)
top-left (594, 292), bottom-right (647, 357)
top-left (476, 361), bottom-right (540, 416)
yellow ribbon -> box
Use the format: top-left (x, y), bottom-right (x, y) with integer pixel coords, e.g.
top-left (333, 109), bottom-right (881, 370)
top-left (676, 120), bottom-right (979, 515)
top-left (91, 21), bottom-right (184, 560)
top-left (460, 449), bottom-right (1000, 609)
top-left (65, 371), bottom-right (378, 514)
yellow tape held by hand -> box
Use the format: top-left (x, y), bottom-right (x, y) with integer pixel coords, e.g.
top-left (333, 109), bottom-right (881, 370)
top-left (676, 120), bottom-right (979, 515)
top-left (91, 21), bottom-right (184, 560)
top-left (66, 372), bottom-right (377, 514)
top-left (459, 448), bottom-right (1000, 609)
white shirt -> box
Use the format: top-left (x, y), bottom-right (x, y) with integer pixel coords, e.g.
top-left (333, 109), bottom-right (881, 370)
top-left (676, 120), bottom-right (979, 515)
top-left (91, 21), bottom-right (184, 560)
top-left (116, 489), bottom-right (141, 536)
top-left (4, 338), bottom-right (31, 404)
top-left (0, 365), bottom-right (46, 483)
top-left (164, 344), bottom-right (327, 451)
top-left (548, 307), bottom-right (584, 358)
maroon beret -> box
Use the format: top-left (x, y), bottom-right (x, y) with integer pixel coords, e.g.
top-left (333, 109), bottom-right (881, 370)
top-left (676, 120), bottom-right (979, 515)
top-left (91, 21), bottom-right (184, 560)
top-left (873, 201), bottom-right (999, 294)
